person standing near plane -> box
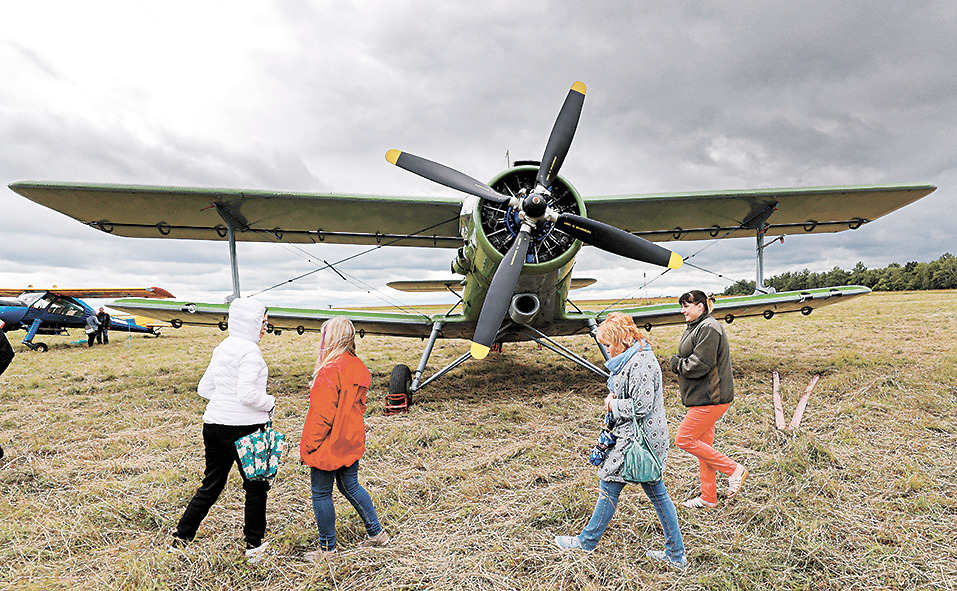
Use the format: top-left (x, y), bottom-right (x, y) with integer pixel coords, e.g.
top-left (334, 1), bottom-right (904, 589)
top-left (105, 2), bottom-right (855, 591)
top-left (84, 312), bottom-right (100, 347)
top-left (95, 307), bottom-right (111, 344)
top-left (0, 321), bottom-right (13, 377)
top-left (300, 317), bottom-right (389, 559)
top-left (0, 321), bottom-right (12, 460)
top-left (555, 313), bottom-right (686, 568)
top-left (670, 290), bottom-right (748, 508)
top-left (170, 297), bottom-right (276, 563)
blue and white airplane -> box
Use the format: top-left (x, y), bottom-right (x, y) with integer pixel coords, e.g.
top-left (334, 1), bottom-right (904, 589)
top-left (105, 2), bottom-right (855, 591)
top-left (0, 287), bottom-right (174, 351)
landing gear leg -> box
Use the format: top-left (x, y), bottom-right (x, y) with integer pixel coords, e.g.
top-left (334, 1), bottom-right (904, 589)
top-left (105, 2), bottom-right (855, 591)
top-left (21, 319), bottom-right (48, 352)
top-left (587, 317), bottom-right (610, 362)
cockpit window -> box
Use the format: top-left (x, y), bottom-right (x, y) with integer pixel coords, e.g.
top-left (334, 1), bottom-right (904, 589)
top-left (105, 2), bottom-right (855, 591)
top-left (45, 297), bottom-right (87, 317)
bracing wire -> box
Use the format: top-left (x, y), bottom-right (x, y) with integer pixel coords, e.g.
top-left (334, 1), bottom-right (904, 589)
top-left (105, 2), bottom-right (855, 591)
top-left (594, 214), bottom-right (766, 316)
top-left (215, 203), bottom-right (458, 319)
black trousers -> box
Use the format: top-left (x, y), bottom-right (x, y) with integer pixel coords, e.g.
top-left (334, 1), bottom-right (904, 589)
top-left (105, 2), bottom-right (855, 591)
top-left (0, 330), bottom-right (13, 376)
top-left (174, 423), bottom-right (270, 548)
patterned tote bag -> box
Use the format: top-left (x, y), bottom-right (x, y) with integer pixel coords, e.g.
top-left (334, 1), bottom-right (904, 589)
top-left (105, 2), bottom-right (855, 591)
top-left (235, 423), bottom-right (287, 482)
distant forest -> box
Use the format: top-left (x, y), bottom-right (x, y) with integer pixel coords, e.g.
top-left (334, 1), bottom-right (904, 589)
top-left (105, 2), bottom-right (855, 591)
top-left (721, 253), bottom-right (957, 295)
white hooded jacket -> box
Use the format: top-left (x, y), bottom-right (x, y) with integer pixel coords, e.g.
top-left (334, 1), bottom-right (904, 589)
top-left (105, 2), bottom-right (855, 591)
top-left (197, 297), bottom-right (275, 425)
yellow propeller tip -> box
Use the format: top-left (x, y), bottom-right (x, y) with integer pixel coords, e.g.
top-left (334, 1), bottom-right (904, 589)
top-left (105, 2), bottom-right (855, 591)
top-left (668, 251), bottom-right (684, 270)
top-left (385, 149), bottom-right (401, 165)
top-left (470, 342), bottom-right (490, 360)
top-left (571, 81), bottom-right (587, 95)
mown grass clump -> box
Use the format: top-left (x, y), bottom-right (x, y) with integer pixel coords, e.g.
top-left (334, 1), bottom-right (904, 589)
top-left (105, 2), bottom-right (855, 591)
top-left (0, 291), bottom-right (955, 590)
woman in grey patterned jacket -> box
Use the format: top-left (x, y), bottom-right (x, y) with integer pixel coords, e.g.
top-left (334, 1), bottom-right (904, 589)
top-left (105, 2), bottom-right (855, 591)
top-left (555, 313), bottom-right (686, 568)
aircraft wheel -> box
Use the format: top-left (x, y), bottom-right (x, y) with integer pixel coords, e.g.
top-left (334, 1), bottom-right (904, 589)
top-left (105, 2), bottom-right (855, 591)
top-left (724, 314), bottom-right (734, 324)
top-left (801, 306), bottom-right (813, 316)
top-left (763, 310), bottom-right (775, 320)
top-left (218, 321), bottom-right (228, 331)
top-left (34, 342), bottom-right (49, 353)
top-left (170, 319), bottom-right (183, 328)
top-left (387, 364), bottom-right (413, 413)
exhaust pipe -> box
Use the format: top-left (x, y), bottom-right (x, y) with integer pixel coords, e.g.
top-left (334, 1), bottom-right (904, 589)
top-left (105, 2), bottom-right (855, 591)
top-left (509, 293), bottom-right (540, 325)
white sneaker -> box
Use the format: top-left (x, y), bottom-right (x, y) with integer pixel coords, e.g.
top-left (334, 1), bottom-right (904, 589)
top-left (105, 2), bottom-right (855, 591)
top-left (554, 535), bottom-right (592, 552)
top-left (245, 541), bottom-right (270, 564)
top-left (646, 549), bottom-right (688, 569)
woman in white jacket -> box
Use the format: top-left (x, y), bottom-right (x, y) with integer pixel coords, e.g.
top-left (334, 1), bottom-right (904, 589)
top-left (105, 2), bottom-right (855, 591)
top-left (171, 297), bottom-right (276, 562)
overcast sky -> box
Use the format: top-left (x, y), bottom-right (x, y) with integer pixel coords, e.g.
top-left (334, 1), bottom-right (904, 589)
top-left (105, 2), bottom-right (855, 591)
top-left (1, 1), bottom-right (954, 312)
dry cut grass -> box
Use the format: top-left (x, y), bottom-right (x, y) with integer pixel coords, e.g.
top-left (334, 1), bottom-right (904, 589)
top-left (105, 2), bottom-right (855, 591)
top-left (0, 291), bottom-right (955, 590)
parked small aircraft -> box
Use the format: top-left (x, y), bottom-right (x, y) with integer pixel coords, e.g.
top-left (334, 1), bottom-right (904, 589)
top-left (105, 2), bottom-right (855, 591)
top-left (0, 288), bottom-right (174, 351)
top-left (8, 81), bottom-right (936, 407)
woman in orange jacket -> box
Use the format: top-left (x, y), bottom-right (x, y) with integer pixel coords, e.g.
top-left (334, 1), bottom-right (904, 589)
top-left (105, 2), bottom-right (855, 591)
top-left (300, 317), bottom-right (388, 558)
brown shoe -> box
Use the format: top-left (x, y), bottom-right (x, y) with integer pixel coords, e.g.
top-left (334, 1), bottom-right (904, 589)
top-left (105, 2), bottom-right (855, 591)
top-left (359, 530), bottom-right (390, 547)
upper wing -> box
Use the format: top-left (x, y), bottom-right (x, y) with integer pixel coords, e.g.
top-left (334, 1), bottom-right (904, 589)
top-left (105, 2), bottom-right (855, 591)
top-left (583, 184), bottom-right (936, 241)
top-left (9, 181), bottom-right (463, 248)
top-left (109, 298), bottom-right (476, 339)
top-left (0, 287), bottom-right (174, 298)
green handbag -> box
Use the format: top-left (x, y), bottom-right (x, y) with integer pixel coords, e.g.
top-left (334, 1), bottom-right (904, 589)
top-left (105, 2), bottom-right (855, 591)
top-left (621, 396), bottom-right (662, 484)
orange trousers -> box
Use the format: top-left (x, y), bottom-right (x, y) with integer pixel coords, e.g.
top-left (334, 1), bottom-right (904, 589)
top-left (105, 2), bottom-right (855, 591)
top-left (675, 403), bottom-right (738, 504)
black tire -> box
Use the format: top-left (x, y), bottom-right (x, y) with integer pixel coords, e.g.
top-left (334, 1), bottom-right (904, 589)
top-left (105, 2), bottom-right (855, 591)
top-left (170, 319), bottom-right (183, 329)
top-left (218, 321), bottom-right (228, 331)
top-left (0, 444), bottom-right (3, 460)
top-left (389, 364), bottom-right (413, 407)
top-left (724, 314), bottom-right (734, 324)
top-left (763, 310), bottom-right (775, 320)
top-left (34, 342), bottom-right (49, 353)
top-left (801, 306), bottom-right (813, 316)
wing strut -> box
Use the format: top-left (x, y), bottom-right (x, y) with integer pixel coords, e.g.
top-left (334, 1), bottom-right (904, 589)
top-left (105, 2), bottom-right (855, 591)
top-left (743, 203), bottom-right (779, 295)
top-left (213, 203), bottom-right (247, 303)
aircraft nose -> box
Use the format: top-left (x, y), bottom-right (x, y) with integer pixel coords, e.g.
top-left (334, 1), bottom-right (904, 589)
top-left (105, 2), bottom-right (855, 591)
top-left (0, 305), bottom-right (28, 326)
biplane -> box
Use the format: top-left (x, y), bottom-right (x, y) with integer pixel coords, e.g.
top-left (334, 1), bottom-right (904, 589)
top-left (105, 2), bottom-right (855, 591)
top-left (0, 288), bottom-right (173, 351)
top-left (7, 81), bottom-right (936, 407)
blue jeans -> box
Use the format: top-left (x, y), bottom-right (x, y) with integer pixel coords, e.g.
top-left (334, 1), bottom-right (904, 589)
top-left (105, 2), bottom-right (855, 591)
top-left (310, 461), bottom-right (382, 550)
top-left (579, 478), bottom-right (685, 560)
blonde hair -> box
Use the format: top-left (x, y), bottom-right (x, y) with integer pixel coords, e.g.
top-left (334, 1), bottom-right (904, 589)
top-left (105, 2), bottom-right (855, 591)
top-left (596, 312), bottom-right (650, 353)
top-left (312, 317), bottom-right (357, 378)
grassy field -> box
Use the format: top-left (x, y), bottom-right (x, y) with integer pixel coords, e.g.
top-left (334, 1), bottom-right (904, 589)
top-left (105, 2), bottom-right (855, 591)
top-left (1, 291), bottom-right (955, 590)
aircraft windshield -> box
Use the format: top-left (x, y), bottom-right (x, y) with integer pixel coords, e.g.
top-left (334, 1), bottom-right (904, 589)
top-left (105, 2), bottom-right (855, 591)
top-left (20, 292), bottom-right (49, 307)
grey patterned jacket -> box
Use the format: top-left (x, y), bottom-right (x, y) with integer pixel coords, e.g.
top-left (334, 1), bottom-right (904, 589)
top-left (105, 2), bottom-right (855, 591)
top-left (596, 348), bottom-right (670, 482)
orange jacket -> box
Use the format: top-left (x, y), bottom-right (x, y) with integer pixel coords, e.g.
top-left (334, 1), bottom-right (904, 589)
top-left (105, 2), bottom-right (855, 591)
top-left (300, 353), bottom-right (371, 471)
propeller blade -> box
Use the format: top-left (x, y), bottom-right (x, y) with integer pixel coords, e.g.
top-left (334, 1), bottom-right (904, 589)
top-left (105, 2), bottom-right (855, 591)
top-left (555, 213), bottom-right (683, 269)
top-left (470, 229), bottom-right (531, 359)
top-left (537, 81), bottom-right (587, 188)
top-left (386, 149), bottom-right (509, 204)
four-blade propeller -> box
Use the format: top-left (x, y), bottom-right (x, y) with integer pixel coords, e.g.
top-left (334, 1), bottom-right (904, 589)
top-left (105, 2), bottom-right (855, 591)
top-left (386, 81), bottom-right (683, 359)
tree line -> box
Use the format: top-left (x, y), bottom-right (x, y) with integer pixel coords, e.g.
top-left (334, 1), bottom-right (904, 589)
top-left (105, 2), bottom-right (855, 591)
top-left (721, 253), bottom-right (957, 295)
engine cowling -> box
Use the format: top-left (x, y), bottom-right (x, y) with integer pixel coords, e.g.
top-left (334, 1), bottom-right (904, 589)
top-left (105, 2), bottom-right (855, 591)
top-left (478, 166), bottom-right (583, 265)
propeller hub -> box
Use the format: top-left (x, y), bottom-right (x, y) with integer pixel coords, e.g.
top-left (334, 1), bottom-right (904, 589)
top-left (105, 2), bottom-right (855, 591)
top-left (522, 193), bottom-right (548, 219)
